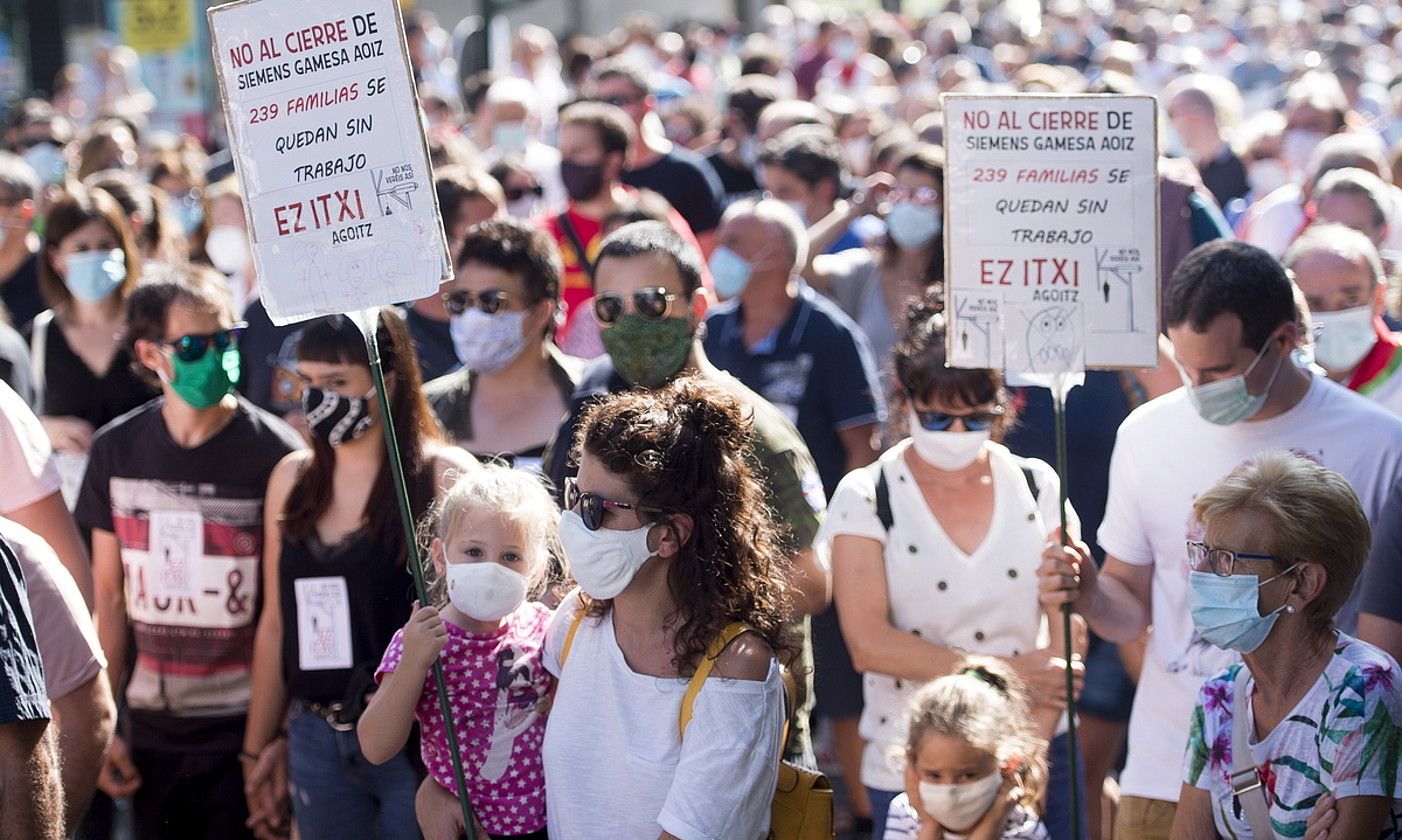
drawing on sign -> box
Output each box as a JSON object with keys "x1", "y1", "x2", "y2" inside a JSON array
[
  {"x1": 374, "y1": 163, "x2": 418, "y2": 214},
  {"x1": 955, "y1": 296, "x2": 1001, "y2": 360},
  {"x1": 1024, "y1": 305, "x2": 1079, "y2": 372},
  {"x1": 1095, "y1": 247, "x2": 1145, "y2": 333}
]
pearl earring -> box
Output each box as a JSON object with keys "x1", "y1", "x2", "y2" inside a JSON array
[{"x1": 1283, "y1": 605, "x2": 1296, "y2": 615}]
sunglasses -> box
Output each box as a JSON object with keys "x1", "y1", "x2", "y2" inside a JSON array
[
  {"x1": 505, "y1": 184, "x2": 543, "y2": 202},
  {"x1": 158, "y1": 324, "x2": 246, "y2": 362},
  {"x1": 564, "y1": 477, "x2": 664, "y2": 531},
  {"x1": 600, "y1": 93, "x2": 644, "y2": 108},
  {"x1": 443, "y1": 289, "x2": 513, "y2": 316},
  {"x1": 593, "y1": 287, "x2": 677, "y2": 325},
  {"x1": 913, "y1": 406, "x2": 1004, "y2": 432}
]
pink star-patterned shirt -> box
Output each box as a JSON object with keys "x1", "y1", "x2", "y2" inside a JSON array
[{"x1": 376, "y1": 601, "x2": 552, "y2": 836}]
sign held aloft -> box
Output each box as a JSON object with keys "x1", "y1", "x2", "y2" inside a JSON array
[
  {"x1": 209, "y1": 0, "x2": 451, "y2": 326},
  {"x1": 942, "y1": 94, "x2": 1160, "y2": 375}
]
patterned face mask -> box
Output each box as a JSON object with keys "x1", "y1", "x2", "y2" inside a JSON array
[
  {"x1": 302, "y1": 386, "x2": 376, "y2": 446},
  {"x1": 599, "y1": 315, "x2": 694, "y2": 389}
]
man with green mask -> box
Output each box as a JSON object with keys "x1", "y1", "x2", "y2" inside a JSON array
[
  {"x1": 542, "y1": 220, "x2": 830, "y2": 765},
  {"x1": 74, "y1": 264, "x2": 303, "y2": 839}
]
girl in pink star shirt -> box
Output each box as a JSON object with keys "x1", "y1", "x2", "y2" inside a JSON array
[{"x1": 359, "y1": 464, "x2": 560, "y2": 840}]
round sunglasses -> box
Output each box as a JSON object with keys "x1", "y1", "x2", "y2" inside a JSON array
[
  {"x1": 912, "y1": 406, "x2": 1004, "y2": 432},
  {"x1": 443, "y1": 289, "x2": 514, "y2": 316},
  {"x1": 564, "y1": 477, "x2": 664, "y2": 531},
  {"x1": 592, "y1": 287, "x2": 677, "y2": 325},
  {"x1": 157, "y1": 324, "x2": 246, "y2": 363}
]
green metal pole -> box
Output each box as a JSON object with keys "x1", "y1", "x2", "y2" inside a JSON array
[
  {"x1": 362, "y1": 312, "x2": 480, "y2": 840},
  {"x1": 1053, "y1": 381, "x2": 1083, "y2": 840}
]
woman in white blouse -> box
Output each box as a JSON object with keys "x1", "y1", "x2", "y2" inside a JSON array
[
  {"x1": 828, "y1": 291, "x2": 1087, "y2": 840},
  {"x1": 541, "y1": 376, "x2": 789, "y2": 839}
]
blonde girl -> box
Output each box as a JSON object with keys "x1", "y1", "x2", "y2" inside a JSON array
[
  {"x1": 885, "y1": 657, "x2": 1050, "y2": 840},
  {"x1": 359, "y1": 464, "x2": 562, "y2": 840}
]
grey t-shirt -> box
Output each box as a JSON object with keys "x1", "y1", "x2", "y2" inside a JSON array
[
  {"x1": 813, "y1": 247, "x2": 899, "y2": 380},
  {"x1": 1361, "y1": 475, "x2": 1402, "y2": 624}
]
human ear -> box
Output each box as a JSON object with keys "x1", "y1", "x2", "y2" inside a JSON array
[
  {"x1": 649, "y1": 513, "x2": 695, "y2": 559},
  {"x1": 134, "y1": 338, "x2": 169, "y2": 380},
  {"x1": 430, "y1": 537, "x2": 447, "y2": 576},
  {"x1": 1289, "y1": 562, "x2": 1328, "y2": 612}
]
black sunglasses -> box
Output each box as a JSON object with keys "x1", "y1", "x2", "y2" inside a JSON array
[
  {"x1": 505, "y1": 184, "x2": 544, "y2": 202},
  {"x1": 593, "y1": 287, "x2": 677, "y2": 325},
  {"x1": 443, "y1": 289, "x2": 513, "y2": 316},
  {"x1": 158, "y1": 324, "x2": 246, "y2": 363},
  {"x1": 564, "y1": 477, "x2": 664, "y2": 531},
  {"x1": 600, "y1": 93, "x2": 643, "y2": 108},
  {"x1": 913, "y1": 406, "x2": 1004, "y2": 432}
]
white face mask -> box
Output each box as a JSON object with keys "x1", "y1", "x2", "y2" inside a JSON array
[
  {"x1": 1281, "y1": 129, "x2": 1329, "y2": 179},
  {"x1": 558, "y1": 510, "x2": 654, "y2": 600},
  {"x1": 1311, "y1": 304, "x2": 1377, "y2": 373},
  {"x1": 449, "y1": 308, "x2": 530, "y2": 374},
  {"x1": 446, "y1": 561, "x2": 529, "y2": 622},
  {"x1": 918, "y1": 771, "x2": 1004, "y2": 833},
  {"x1": 1247, "y1": 159, "x2": 1291, "y2": 197},
  {"x1": 491, "y1": 122, "x2": 530, "y2": 154},
  {"x1": 206, "y1": 225, "x2": 252, "y2": 275},
  {"x1": 908, "y1": 411, "x2": 989, "y2": 470}
]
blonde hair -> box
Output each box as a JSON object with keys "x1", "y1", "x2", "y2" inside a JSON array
[
  {"x1": 904, "y1": 656, "x2": 1047, "y2": 809},
  {"x1": 424, "y1": 464, "x2": 565, "y2": 607},
  {"x1": 1192, "y1": 450, "x2": 1370, "y2": 634}
]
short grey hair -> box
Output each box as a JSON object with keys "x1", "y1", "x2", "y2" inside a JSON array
[
  {"x1": 722, "y1": 198, "x2": 809, "y2": 273},
  {"x1": 1313, "y1": 167, "x2": 1391, "y2": 232},
  {"x1": 1283, "y1": 222, "x2": 1384, "y2": 286},
  {"x1": 0, "y1": 152, "x2": 39, "y2": 202}
]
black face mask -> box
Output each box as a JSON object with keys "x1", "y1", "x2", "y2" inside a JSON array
[
  {"x1": 560, "y1": 159, "x2": 606, "y2": 202},
  {"x1": 302, "y1": 386, "x2": 375, "y2": 446}
]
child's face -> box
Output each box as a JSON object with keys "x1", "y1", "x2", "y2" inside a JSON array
[
  {"x1": 436, "y1": 507, "x2": 540, "y2": 582},
  {"x1": 911, "y1": 732, "x2": 999, "y2": 784}
]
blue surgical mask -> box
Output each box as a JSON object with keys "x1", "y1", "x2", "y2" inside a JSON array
[
  {"x1": 708, "y1": 245, "x2": 755, "y2": 298},
  {"x1": 1311, "y1": 305, "x2": 1377, "y2": 373},
  {"x1": 63, "y1": 249, "x2": 126, "y2": 302},
  {"x1": 885, "y1": 201, "x2": 942, "y2": 250},
  {"x1": 1187, "y1": 564, "x2": 1298, "y2": 653},
  {"x1": 491, "y1": 122, "x2": 530, "y2": 154},
  {"x1": 1181, "y1": 337, "x2": 1285, "y2": 426}
]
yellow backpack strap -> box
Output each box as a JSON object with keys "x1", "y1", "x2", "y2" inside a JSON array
[
  {"x1": 558, "y1": 606, "x2": 588, "y2": 669},
  {"x1": 678, "y1": 621, "x2": 751, "y2": 737}
]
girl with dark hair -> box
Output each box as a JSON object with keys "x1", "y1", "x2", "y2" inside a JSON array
[
  {"x1": 31, "y1": 184, "x2": 151, "y2": 503},
  {"x1": 242, "y1": 307, "x2": 476, "y2": 840},
  {"x1": 827, "y1": 288, "x2": 1086, "y2": 839},
  {"x1": 541, "y1": 374, "x2": 791, "y2": 838},
  {"x1": 804, "y1": 143, "x2": 946, "y2": 377}
]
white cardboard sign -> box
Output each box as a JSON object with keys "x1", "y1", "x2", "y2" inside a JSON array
[
  {"x1": 209, "y1": 0, "x2": 450, "y2": 326},
  {"x1": 942, "y1": 94, "x2": 1160, "y2": 373}
]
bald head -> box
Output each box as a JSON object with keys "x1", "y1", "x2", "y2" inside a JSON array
[
  {"x1": 718, "y1": 198, "x2": 808, "y2": 278},
  {"x1": 1284, "y1": 223, "x2": 1383, "y2": 315}
]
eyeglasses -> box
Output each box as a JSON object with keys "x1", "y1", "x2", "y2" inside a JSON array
[
  {"x1": 593, "y1": 287, "x2": 677, "y2": 324},
  {"x1": 158, "y1": 324, "x2": 246, "y2": 362},
  {"x1": 504, "y1": 184, "x2": 543, "y2": 202},
  {"x1": 890, "y1": 185, "x2": 941, "y2": 206},
  {"x1": 563, "y1": 477, "x2": 664, "y2": 531},
  {"x1": 912, "y1": 406, "x2": 1004, "y2": 432},
  {"x1": 443, "y1": 289, "x2": 513, "y2": 316},
  {"x1": 1185, "y1": 540, "x2": 1279, "y2": 577},
  {"x1": 600, "y1": 93, "x2": 644, "y2": 108}
]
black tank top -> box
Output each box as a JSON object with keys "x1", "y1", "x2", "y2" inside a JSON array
[{"x1": 279, "y1": 527, "x2": 415, "y2": 704}]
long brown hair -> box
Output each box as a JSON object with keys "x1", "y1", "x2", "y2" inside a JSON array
[
  {"x1": 572, "y1": 375, "x2": 793, "y2": 675},
  {"x1": 281, "y1": 308, "x2": 442, "y2": 564},
  {"x1": 39, "y1": 184, "x2": 140, "y2": 310}
]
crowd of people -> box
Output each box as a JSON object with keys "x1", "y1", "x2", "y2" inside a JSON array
[{"x1": 3, "y1": 1, "x2": 1402, "y2": 839}]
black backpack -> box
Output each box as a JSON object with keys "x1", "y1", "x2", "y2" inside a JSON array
[{"x1": 872, "y1": 459, "x2": 1040, "y2": 532}]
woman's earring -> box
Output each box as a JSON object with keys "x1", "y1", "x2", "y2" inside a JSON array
[{"x1": 1283, "y1": 604, "x2": 1296, "y2": 615}]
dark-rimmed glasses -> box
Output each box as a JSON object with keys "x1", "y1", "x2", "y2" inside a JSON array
[
  {"x1": 443, "y1": 289, "x2": 512, "y2": 316},
  {"x1": 593, "y1": 287, "x2": 677, "y2": 325},
  {"x1": 913, "y1": 406, "x2": 1004, "y2": 432},
  {"x1": 158, "y1": 324, "x2": 246, "y2": 363},
  {"x1": 1185, "y1": 541, "x2": 1279, "y2": 578},
  {"x1": 564, "y1": 477, "x2": 664, "y2": 531}
]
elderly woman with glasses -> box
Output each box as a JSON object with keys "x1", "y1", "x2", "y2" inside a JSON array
[
  {"x1": 1172, "y1": 451, "x2": 1402, "y2": 840},
  {"x1": 826, "y1": 288, "x2": 1088, "y2": 840},
  {"x1": 540, "y1": 374, "x2": 791, "y2": 839}
]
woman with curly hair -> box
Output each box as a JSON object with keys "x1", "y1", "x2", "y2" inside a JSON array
[{"x1": 541, "y1": 374, "x2": 792, "y2": 839}]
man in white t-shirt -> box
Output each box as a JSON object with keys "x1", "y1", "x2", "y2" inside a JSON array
[{"x1": 1038, "y1": 239, "x2": 1402, "y2": 840}]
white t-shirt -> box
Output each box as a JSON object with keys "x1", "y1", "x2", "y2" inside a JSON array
[
  {"x1": 0, "y1": 379, "x2": 60, "y2": 515},
  {"x1": 1099, "y1": 378, "x2": 1402, "y2": 802},
  {"x1": 541, "y1": 590, "x2": 784, "y2": 840},
  {"x1": 883, "y1": 793, "x2": 1048, "y2": 840},
  {"x1": 823, "y1": 441, "x2": 1076, "y2": 792}
]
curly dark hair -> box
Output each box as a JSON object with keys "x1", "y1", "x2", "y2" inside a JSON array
[
  {"x1": 571, "y1": 375, "x2": 793, "y2": 676},
  {"x1": 892, "y1": 287, "x2": 1015, "y2": 438}
]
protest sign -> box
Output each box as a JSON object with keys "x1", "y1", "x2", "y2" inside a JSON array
[
  {"x1": 209, "y1": 0, "x2": 450, "y2": 325},
  {"x1": 942, "y1": 94, "x2": 1159, "y2": 374}
]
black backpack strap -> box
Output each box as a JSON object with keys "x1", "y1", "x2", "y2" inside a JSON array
[
  {"x1": 558, "y1": 213, "x2": 595, "y2": 285},
  {"x1": 874, "y1": 465, "x2": 893, "y2": 533}
]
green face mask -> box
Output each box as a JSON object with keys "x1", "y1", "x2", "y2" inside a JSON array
[
  {"x1": 165, "y1": 347, "x2": 240, "y2": 409},
  {"x1": 600, "y1": 314, "x2": 694, "y2": 389}
]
